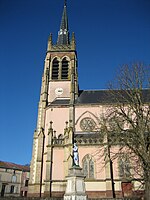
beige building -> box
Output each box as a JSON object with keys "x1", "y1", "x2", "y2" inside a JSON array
[
  {"x1": 0, "y1": 161, "x2": 30, "y2": 197},
  {"x1": 28, "y1": 2, "x2": 148, "y2": 198}
]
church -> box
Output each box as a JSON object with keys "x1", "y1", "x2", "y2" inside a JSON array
[{"x1": 28, "y1": 1, "x2": 145, "y2": 198}]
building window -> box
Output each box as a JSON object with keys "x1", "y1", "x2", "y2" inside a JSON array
[
  {"x1": 1, "y1": 184, "x2": 6, "y2": 197},
  {"x1": 20, "y1": 191, "x2": 23, "y2": 197},
  {"x1": 10, "y1": 185, "x2": 15, "y2": 194},
  {"x1": 52, "y1": 58, "x2": 59, "y2": 79},
  {"x1": 12, "y1": 175, "x2": 17, "y2": 183},
  {"x1": 25, "y1": 179, "x2": 29, "y2": 187},
  {"x1": 89, "y1": 159, "x2": 94, "y2": 178},
  {"x1": 82, "y1": 155, "x2": 94, "y2": 179},
  {"x1": 24, "y1": 191, "x2": 28, "y2": 197},
  {"x1": 61, "y1": 58, "x2": 69, "y2": 79},
  {"x1": 83, "y1": 159, "x2": 88, "y2": 177},
  {"x1": 119, "y1": 154, "x2": 131, "y2": 179},
  {"x1": 80, "y1": 117, "x2": 96, "y2": 132}
]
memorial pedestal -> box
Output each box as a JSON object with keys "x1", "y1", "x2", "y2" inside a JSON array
[{"x1": 64, "y1": 166, "x2": 87, "y2": 200}]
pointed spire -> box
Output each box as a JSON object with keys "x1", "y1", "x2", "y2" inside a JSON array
[
  {"x1": 71, "y1": 32, "x2": 76, "y2": 49},
  {"x1": 57, "y1": 0, "x2": 70, "y2": 45},
  {"x1": 47, "y1": 33, "x2": 53, "y2": 50}
]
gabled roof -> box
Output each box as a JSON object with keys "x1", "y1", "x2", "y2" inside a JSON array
[{"x1": 0, "y1": 161, "x2": 30, "y2": 172}]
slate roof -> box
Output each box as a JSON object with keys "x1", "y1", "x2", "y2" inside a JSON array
[
  {"x1": 77, "y1": 89, "x2": 150, "y2": 104},
  {"x1": 77, "y1": 90, "x2": 112, "y2": 104},
  {"x1": 50, "y1": 89, "x2": 150, "y2": 106},
  {"x1": 50, "y1": 99, "x2": 70, "y2": 105},
  {"x1": 0, "y1": 161, "x2": 30, "y2": 172}
]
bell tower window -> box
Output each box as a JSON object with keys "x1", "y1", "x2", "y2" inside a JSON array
[
  {"x1": 61, "y1": 58, "x2": 69, "y2": 79},
  {"x1": 52, "y1": 58, "x2": 59, "y2": 80}
]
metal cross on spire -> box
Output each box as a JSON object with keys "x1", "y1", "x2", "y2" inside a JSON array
[{"x1": 64, "y1": 0, "x2": 67, "y2": 6}]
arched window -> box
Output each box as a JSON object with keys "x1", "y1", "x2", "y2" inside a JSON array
[
  {"x1": 119, "y1": 154, "x2": 131, "y2": 178},
  {"x1": 58, "y1": 134, "x2": 63, "y2": 144},
  {"x1": 52, "y1": 58, "x2": 59, "y2": 79},
  {"x1": 82, "y1": 155, "x2": 94, "y2": 179},
  {"x1": 83, "y1": 159, "x2": 88, "y2": 177},
  {"x1": 61, "y1": 58, "x2": 69, "y2": 79},
  {"x1": 89, "y1": 159, "x2": 94, "y2": 178}
]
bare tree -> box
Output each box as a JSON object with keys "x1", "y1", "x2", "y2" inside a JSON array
[{"x1": 100, "y1": 63, "x2": 150, "y2": 199}]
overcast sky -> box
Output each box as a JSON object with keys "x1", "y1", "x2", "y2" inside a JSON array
[{"x1": 0, "y1": 0, "x2": 150, "y2": 165}]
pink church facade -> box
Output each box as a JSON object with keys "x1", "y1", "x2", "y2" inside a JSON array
[{"x1": 28, "y1": 2, "x2": 145, "y2": 198}]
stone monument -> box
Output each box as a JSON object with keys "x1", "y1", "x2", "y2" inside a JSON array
[{"x1": 64, "y1": 143, "x2": 87, "y2": 200}]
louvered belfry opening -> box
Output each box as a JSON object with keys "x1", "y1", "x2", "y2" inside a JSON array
[
  {"x1": 61, "y1": 58, "x2": 69, "y2": 79},
  {"x1": 52, "y1": 58, "x2": 59, "y2": 79}
]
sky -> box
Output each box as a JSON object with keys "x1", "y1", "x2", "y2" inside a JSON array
[{"x1": 0, "y1": 0, "x2": 150, "y2": 165}]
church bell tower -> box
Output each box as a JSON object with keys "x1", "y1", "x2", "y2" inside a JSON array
[{"x1": 28, "y1": 1, "x2": 78, "y2": 197}]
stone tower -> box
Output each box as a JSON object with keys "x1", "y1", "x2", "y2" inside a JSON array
[{"x1": 28, "y1": 1, "x2": 78, "y2": 197}]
